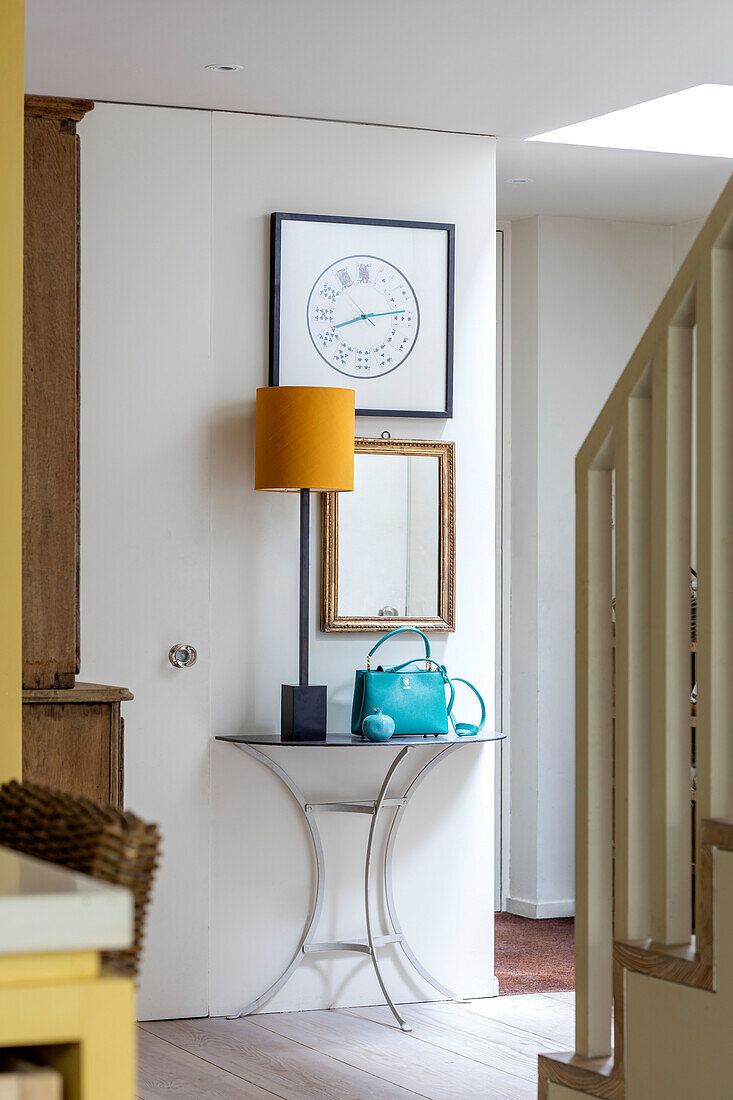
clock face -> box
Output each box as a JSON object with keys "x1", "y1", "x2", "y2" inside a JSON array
[{"x1": 306, "y1": 254, "x2": 420, "y2": 378}]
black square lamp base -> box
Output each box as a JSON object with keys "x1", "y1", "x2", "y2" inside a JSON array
[{"x1": 281, "y1": 684, "x2": 327, "y2": 741}]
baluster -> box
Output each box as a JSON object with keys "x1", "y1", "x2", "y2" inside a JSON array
[
  {"x1": 615, "y1": 394, "x2": 652, "y2": 942},
  {"x1": 576, "y1": 462, "x2": 614, "y2": 1058},
  {"x1": 696, "y1": 248, "x2": 733, "y2": 949},
  {"x1": 650, "y1": 325, "x2": 693, "y2": 945}
]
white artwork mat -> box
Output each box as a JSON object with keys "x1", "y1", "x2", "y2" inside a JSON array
[{"x1": 276, "y1": 217, "x2": 451, "y2": 415}]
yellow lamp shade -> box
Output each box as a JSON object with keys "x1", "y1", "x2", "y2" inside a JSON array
[{"x1": 255, "y1": 386, "x2": 355, "y2": 491}]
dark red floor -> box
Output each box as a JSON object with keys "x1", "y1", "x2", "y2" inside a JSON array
[{"x1": 495, "y1": 913, "x2": 575, "y2": 995}]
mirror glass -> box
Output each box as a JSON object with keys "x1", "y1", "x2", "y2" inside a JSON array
[
  {"x1": 337, "y1": 454, "x2": 439, "y2": 618},
  {"x1": 321, "y1": 437, "x2": 455, "y2": 632}
]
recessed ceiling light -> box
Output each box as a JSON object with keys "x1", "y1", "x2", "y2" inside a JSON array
[
  {"x1": 506, "y1": 177, "x2": 534, "y2": 184},
  {"x1": 205, "y1": 63, "x2": 244, "y2": 73},
  {"x1": 528, "y1": 84, "x2": 733, "y2": 158}
]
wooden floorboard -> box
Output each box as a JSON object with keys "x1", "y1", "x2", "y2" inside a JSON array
[
  {"x1": 138, "y1": 994, "x2": 575, "y2": 1100},
  {"x1": 250, "y1": 1005, "x2": 536, "y2": 1100},
  {"x1": 538, "y1": 992, "x2": 575, "y2": 1006},
  {"x1": 348, "y1": 1001, "x2": 565, "y2": 1082},
  {"x1": 143, "y1": 1015, "x2": 423, "y2": 1100},
  {"x1": 137, "y1": 1029, "x2": 281, "y2": 1099},
  {"x1": 462, "y1": 993, "x2": 575, "y2": 1047}
]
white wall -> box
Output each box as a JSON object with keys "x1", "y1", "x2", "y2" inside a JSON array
[
  {"x1": 80, "y1": 103, "x2": 498, "y2": 1019},
  {"x1": 508, "y1": 215, "x2": 676, "y2": 917},
  {"x1": 672, "y1": 218, "x2": 706, "y2": 273},
  {"x1": 506, "y1": 218, "x2": 539, "y2": 913},
  {"x1": 209, "y1": 112, "x2": 497, "y2": 1016}
]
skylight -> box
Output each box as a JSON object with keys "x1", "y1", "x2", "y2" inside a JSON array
[{"x1": 528, "y1": 84, "x2": 733, "y2": 159}]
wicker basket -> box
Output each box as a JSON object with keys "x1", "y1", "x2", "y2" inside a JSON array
[{"x1": 0, "y1": 780, "x2": 159, "y2": 978}]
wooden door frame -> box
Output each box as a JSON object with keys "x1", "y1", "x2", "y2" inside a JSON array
[{"x1": 495, "y1": 224, "x2": 511, "y2": 911}]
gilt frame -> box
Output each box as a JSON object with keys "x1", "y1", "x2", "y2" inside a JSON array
[{"x1": 321, "y1": 437, "x2": 455, "y2": 632}]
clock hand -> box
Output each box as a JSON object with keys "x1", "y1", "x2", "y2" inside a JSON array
[
  {"x1": 334, "y1": 309, "x2": 406, "y2": 329},
  {"x1": 341, "y1": 287, "x2": 376, "y2": 326}
]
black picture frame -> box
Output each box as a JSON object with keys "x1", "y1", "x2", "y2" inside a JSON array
[{"x1": 269, "y1": 212, "x2": 455, "y2": 419}]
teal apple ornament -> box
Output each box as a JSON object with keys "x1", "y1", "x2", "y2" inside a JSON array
[{"x1": 362, "y1": 708, "x2": 395, "y2": 742}]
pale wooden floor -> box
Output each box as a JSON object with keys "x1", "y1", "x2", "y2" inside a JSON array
[{"x1": 138, "y1": 992, "x2": 574, "y2": 1099}]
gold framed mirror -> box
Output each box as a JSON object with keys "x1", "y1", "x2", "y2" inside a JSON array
[{"x1": 321, "y1": 438, "x2": 455, "y2": 632}]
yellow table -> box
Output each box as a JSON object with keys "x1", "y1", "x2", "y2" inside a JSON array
[{"x1": 0, "y1": 847, "x2": 135, "y2": 1099}]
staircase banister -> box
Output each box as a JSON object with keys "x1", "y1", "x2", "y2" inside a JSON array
[
  {"x1": 577, "y1": 171, "x2": 733, "y2": 473},
  {"x1": 564, "y1": 165, "x2": 733, "y2": 1098}
]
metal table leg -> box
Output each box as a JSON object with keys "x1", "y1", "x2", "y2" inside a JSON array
[
  {"x1": 364, "y1": 746, "x2": 412, "y2": 1031},
  {"x1": 224, "y1": 739, "x2": 470, "y2": 1028},
  {"x1": 226, "y1": 742, "x2": 325, "y2": 1020},
  {"x1": 383, "y1": 744, "x2": 468, "y2": 1003}
]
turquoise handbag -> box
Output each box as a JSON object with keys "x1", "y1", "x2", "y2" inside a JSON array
[{"x1": 351, "y1": 627, "x2": 486, "y2": 738}]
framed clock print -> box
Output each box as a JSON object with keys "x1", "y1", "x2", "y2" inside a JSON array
[{"x1": 270, "y1": 212, "x2": 455, "y2": 418}]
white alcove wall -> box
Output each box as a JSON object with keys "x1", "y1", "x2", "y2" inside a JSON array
[
  {"x1": 508, "y1": 214, "x2": 687, "y2": 919},
  {"x1": 209, "y1": 112, "x2": 497, "y2": 1016}
]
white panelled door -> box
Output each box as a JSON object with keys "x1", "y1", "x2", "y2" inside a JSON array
[{"x1": 79, "y1": 103, "x2": 212, "y2": 1020}]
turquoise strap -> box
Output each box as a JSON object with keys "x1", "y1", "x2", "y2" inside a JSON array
[
  {"x1": 367, "y1": 627, "x2": 431, "y2": 667},
  {"x1": 448, "y1": 677, "x2": 486, "y2": 736}
]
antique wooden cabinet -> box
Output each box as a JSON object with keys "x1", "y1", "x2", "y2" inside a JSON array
[
  {"x1": 22, "y1": 96, "x2": 131, "y2": 808},
  {"x1": 22, "y1": 683, "x2": 132, "y2": 807}
]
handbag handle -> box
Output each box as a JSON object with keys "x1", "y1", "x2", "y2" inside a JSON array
[
  {"x1": 366, "y1": 627, "x2": 431, "y2": 670},
  {"x1": 448, "y1": 677, "x2": 486, "y2": 736}
]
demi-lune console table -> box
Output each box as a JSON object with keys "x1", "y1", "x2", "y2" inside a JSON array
[{"x1": 216, "y1": 729, "x2": 505, "y2": 1030}]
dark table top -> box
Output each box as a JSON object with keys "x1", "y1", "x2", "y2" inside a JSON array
[{"x1": 216, "y1": 730, "x2": 505, "y2": 748}]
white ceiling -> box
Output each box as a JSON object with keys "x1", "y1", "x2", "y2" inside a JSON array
[
  {"x1": 25, "y1": 0, "x2": 733, "y2": 224},
  {"x1": 496, "y1": 140, "x2": 731, "y2": 224}
]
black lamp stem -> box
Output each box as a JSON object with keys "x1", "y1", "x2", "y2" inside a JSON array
[
  {"x1": 280, "y1": 487, "x2": 326, "y2": 739},
  {"x1": 299, "y1": 488, "x2": 310, "y2": 687}
]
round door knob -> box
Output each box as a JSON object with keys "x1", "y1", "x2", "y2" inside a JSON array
[{"x1": 169, "y1": 643, "x2": 197, "y2": 669}]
